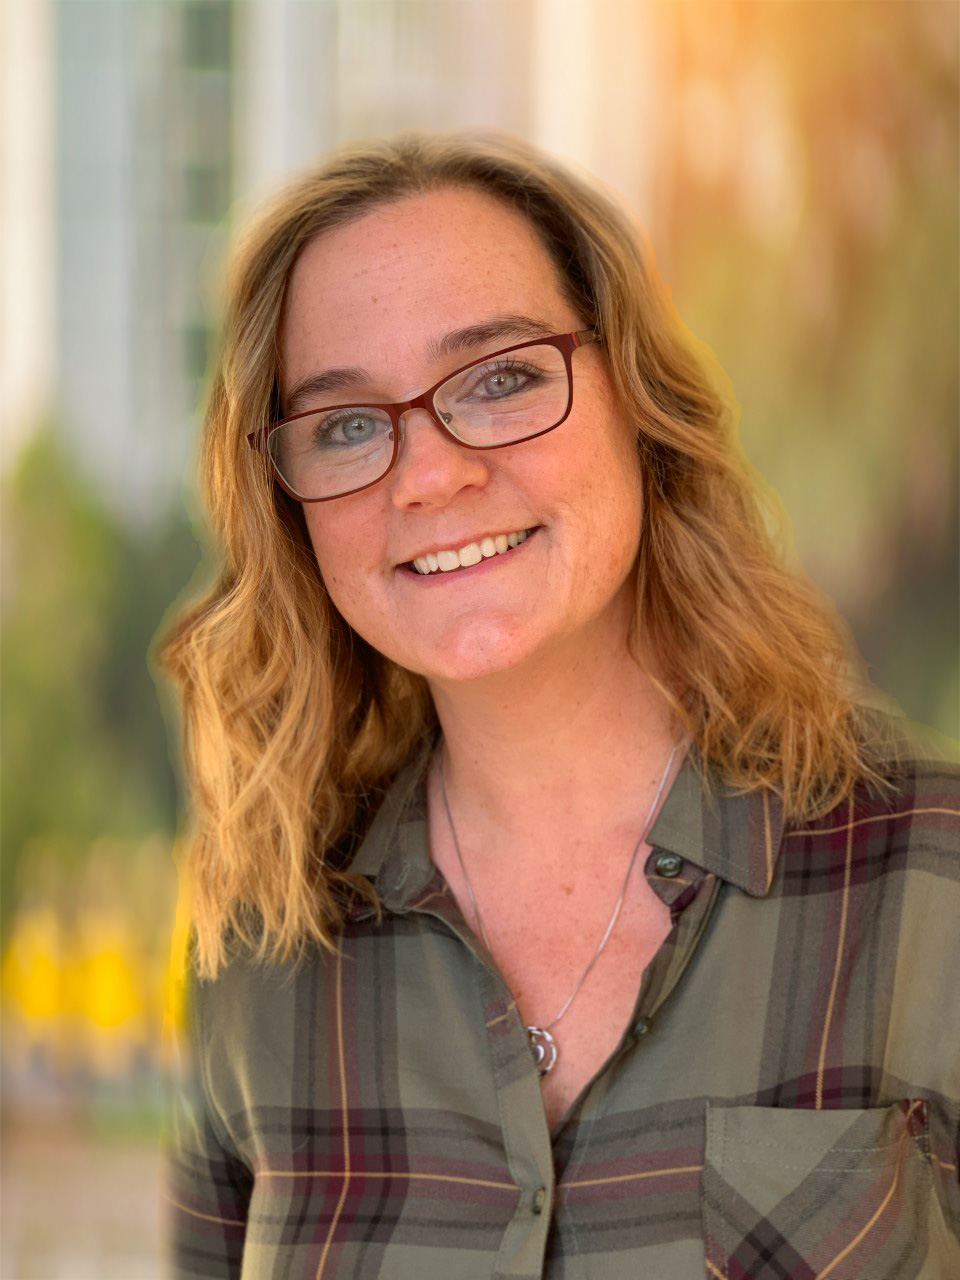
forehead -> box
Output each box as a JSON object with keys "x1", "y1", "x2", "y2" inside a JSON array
[{"x1": 280, "y1": 186, "x2": 575, "y2": 379}]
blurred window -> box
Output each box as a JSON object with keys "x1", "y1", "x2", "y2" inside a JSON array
[
  {"x1": 182, "y1": 0, "x2": 232, "y2": 71},
  {"x1": 183, "y1": 322, "x2": 212, "y2": 389},
  {"x1": 185, "y1": 163, "x2": 231, "y2": 224}
]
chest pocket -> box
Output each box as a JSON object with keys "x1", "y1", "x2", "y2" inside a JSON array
[{"x1": 700, "y1": 1098, "x2": 953, "y2": 1279}]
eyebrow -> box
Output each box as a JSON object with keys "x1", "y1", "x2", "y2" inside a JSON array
[{"x1": 281, "y1": 313, "x2": 558, "y2": 416}]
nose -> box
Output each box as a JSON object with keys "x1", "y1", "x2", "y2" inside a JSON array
[{"x1": 389, "y1": 406, "x2": 490, "y2": 508}]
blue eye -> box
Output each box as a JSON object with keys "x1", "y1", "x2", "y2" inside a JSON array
[
  {"x1": 312, "y1": 410, "x2": 384, "y2": 448},
  {"x1": 463, "y1": 360, "x2": 543, "y2": 401},
  {"x1": 482, "y1": 369, "x2": 526, "y2": 397}
]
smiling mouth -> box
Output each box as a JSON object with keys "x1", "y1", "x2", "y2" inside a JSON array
[{"x1": 399, "y1": 524, "x2": 542, "y2": 576}]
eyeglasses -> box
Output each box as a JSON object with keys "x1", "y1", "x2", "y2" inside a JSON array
[{"x1": 246, "y1": 329, "x2": 599, "y2": 502}]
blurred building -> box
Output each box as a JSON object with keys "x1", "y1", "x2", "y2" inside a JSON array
[
  {"x1": 1, "y1": 0, "x2": 955, "y2": 728},
  {"x1": 0, "y1": 3, "x2": 956, "y2": 1272},
  {"x1": 2, "y1": 0, "x2": 235, "y2": 524},
  {"x1": 2, "y1": 0, "x2": 665, "y2": 526},
  {"x1": 1, "y1": 0, "x2": 56, "y2": 465},
  {"x1": 54, "y1": 0, "x2": 234, "y2": 524},
  {"x1": 232, "y1": 0, "x2": 664, "y2": 213}
]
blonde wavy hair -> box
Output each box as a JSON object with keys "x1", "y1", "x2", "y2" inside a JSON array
[{"x1": 157, "y1": 128, "x2": 900, "y2": 980}]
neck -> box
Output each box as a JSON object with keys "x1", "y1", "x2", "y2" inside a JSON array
[{"x1": 426, "y1": 627, "x2": 682, "y2": 860}]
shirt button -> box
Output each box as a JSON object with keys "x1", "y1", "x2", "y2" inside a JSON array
[
  {"x1": 654, "y1": 852, "x2": 683, "y2": 878},
  {"x1": 532, "y1": 1186, "x2": 547, "y2": 1215},
  {"x1": 632, "y1": 1015, "x2": 653, "y2": 1039}
]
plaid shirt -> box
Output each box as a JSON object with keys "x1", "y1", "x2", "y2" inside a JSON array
[{"x1": 164, "y1": 723, "x2": 960, "y2": 1278}]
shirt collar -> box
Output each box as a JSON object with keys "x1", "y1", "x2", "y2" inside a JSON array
[
  {"x1": 346, "y1": 729, "x2": 786, "y2": 911},
  {"x1": 646, "y1": 749, "x2": 785, "y2": 897},
  {"x1": 346, "y1": 729, "x2": 438, "y2": 907}
]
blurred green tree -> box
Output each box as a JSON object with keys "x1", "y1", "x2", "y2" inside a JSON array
[
  {"x1": 666, "y1": 0, "x2": 959, "y2": 738},
  {"x1": 0, "y1": 429, "x2": 202, "y2": 928}
]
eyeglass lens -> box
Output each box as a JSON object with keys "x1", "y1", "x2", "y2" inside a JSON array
[{"x1": 268, "y1": 342, "x2": 571, "y2": 500}]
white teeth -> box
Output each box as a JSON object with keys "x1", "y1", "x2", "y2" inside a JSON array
[{"x1": 410, "y1": 528, "x2": 535, "y2": 575}]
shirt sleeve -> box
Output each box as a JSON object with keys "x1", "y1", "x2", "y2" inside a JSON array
[{"x1": 161, "y1": 960, "x2": 252, "y2": 1279}]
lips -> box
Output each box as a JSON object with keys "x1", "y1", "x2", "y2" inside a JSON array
[
  {"x1": 398, "y1": 526, "x2": 540, "y2": 572},
  {"x1": 398, "y1": 526, "x2": 541, "y2": 578}
]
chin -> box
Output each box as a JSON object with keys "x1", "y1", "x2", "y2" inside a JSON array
[{"x1": 398, "y1": 621, "x2": 542, "y2": 685}]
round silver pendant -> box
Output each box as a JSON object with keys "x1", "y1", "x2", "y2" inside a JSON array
[{"x1": 527, "y1": 1025, "x2": 557, "y2": 1076}]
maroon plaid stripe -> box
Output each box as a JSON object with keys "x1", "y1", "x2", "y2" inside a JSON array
[{"x1": 164, "y1": 725, "x2": 960, "y2": 1277}]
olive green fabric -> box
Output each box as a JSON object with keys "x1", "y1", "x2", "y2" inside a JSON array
[{"x1": 164, "y1": 723, "x2": 960, "y2": 1278}]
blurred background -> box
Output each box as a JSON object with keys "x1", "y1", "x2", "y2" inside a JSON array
[{"x1": 1, "y1": 1, "x2": 957, "y2": 1275}]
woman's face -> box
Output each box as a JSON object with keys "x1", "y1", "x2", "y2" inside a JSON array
[{"x1": 279, "y1": 185, "x2": 644, "y2": 685}]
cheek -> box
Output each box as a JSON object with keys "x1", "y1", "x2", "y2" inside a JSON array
[
  {"x1": 303, "y1": 511, "x2": 394, "y2": 644},
  {"x1": 304, "y1": 498, "x2": 379, "y2": 574},
  {"x1": 304, "y1": 518, "x2": 335, "y2": 578},
  {"x1": 303, "y1": 517, "x2": 360, "y2": 607},
  {"x1": 576, "y1": 374, "x2": 644, "y2": 522},
  {"x1": 582, "y1": 419, "x2": 644, "y2": 547},
  {"x1": 310, "y1": 550, "x2": 380, "y2": 647},
  {"x1": 608, "y1": 414, "x2": 644, "y2": 530}
]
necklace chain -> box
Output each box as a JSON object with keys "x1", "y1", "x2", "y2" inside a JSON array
[{"x1": 436, "y1": 741, "x2": 678, "y2": 1076}]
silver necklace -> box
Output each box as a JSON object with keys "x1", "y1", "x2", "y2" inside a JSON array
[{"x1": 436, "y1": 741, "x2": 678, "y2": 1077}]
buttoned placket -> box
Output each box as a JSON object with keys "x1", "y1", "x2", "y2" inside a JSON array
[
  {"x1": 339, "y1": 731, "x2": 790, "y2": 1277},
  {"x1": 362, "y1": 824, "x2": 722, "y2": 1279},
  {"x1": 382, "y1": 835, "x2": 559, "y2": 1276}
]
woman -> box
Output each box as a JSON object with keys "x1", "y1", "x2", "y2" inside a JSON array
[{"x1": 158, "y1": 129, "x2": 959, "y2": 1278}]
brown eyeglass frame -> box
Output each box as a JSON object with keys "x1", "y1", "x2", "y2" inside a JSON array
[{"x1": 246, "y1": 328, "x2": 599, "y2": 502}]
